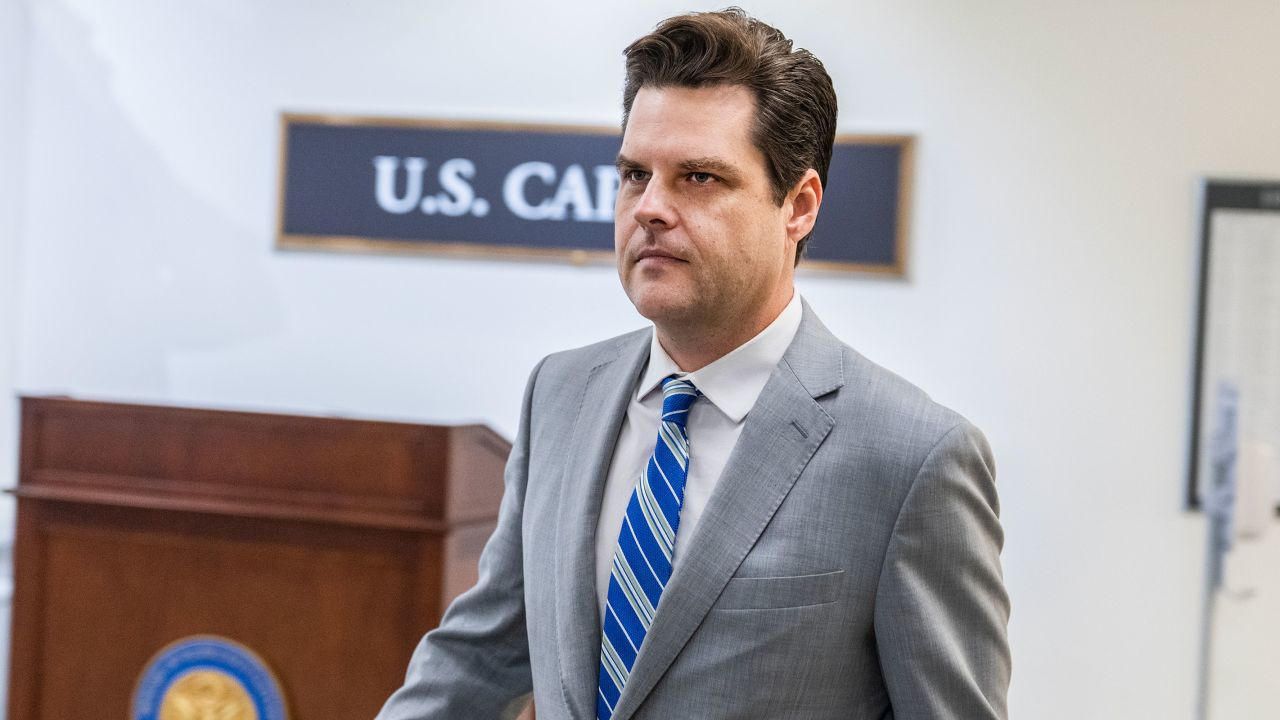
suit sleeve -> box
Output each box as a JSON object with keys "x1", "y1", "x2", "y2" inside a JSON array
[
  {"x1": 873, "y1": 420, "x2": 1012, "y2": 720},
  {"x1": 376, "y1": 359, "x2": 545, "y2": 720}
]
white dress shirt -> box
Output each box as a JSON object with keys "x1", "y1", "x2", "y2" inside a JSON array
[{"x1": 594, "y1": 292, "x2": 804, "y2": 617}]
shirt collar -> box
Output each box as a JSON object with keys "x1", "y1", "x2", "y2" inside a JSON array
[{"x1": 636, "y1": 292, "x2": 804, "y2": 423}]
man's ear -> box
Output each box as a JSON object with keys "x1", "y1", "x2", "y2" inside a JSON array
[{"x1": 784, "y1": 169, "x2": 823, "y2": 243}]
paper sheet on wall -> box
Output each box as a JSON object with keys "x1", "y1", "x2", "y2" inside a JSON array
[
  {"x1": 1199, "y1": 209, "x2": 1280, "y2": 720},
  {"x1": 1196, "y1": 209, "x2": 1280, "y2": 530}
]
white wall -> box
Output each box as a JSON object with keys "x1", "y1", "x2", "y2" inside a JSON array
[
  {"x1": 9, "y1": 0, "x2": 1280, "y2": 718},
  {"x1": 0, "y1": 0, "x2": 28, "y2": 714},
  {"x1": 1, "y1": 0, "x2": 27, "y2": 472}
]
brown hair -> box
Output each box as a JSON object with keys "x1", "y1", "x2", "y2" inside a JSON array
[{"x1": 622, "y1": 7, "x2": 837, "y2": 263}]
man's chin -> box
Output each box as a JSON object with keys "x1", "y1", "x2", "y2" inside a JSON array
[{"x1": 627, "y1": 293, "x2": 700, "y2": 328}]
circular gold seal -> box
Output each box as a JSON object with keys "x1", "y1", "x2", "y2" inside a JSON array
[
  {"x1": 133, "y1": 636, "x2": 288, "y2": 720},
  {"x1": 160, "y1": 670, "x2": 259, "y2": 720}
]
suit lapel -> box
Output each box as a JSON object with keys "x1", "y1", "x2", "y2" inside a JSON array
[
  {"x1": 609, "y1": 304, "x2": 846, "y2": 720},
  {"x1": 554, "y1": 331, "x2": 651, "y2": 720}
]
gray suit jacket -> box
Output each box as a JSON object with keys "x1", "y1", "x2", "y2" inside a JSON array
[{"x1": 379, "y1": 303, "x2": 1011, "y2": 719}]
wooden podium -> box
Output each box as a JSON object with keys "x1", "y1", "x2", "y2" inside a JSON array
[{"x1": 7, "y1": 396, "x2": 511, "y2": 719}]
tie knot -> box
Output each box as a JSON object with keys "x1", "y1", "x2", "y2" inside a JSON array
[{"x1": 660, "y1": 376, "x2": 700, "y2": 427}]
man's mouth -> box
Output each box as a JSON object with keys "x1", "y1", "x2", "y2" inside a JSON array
[{"x1": 635, "y1": 248, "x2": 685, "y2": 264}]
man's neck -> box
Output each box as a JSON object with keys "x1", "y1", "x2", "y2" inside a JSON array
[{"x1": 655, "y1": 290, "x2": 795, "y2": 372}]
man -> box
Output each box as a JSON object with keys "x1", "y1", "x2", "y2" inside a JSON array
[{"x1": 379, "y1": 9, "x2": 1010, "y2": 719}]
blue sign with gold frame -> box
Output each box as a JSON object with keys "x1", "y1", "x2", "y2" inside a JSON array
[{"x1": 277, "y1": 113, "x2": 912, "y2": 275}]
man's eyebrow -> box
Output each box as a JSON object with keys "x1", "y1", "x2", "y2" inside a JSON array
[
  {"x1": 678, "y1": 156, "x2": 742, "y2": 181},
  {"x1": 615, "y1": 154, "x2": 743, "y2": 181},
  {"x1": 615, "y1": 154, "x2": 643, "y2": 171},
  {"x1": 675, "y1": 156, "x2": 747, "y2": 181}
]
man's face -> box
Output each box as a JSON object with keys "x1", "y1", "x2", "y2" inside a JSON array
[{"x1": 615, "y1": 85, "x2": 797, "y2": 335}]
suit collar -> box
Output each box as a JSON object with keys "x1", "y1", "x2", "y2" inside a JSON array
[
  {"x1": 635, "y1": 292, "x2": 805, "y2": 422},
  {"x1": 780, "y1": 298, "x2": 847, "y2": 399}
]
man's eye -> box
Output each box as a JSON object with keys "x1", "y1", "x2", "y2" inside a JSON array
[
  {"x1": 624, "y1": 169, "x2": 649, "y2": 183},
  {"x1": 688, "y1": 172, "x2": 715, "y2": 184}
]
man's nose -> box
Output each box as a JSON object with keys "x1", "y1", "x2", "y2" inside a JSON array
[{"x1": 632, "y1": 180, "x2": 677, "y2": 228}]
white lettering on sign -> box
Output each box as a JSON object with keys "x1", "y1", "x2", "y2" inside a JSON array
[
  {"x1": 504, "y1": 161, "x2": 558, "y2": 220},
  {"x1": 373, "y1": 156, "x2": 427, "y2": 214},
  {"x1": 552, "y1": 165, "x2": 595, "y2": 221},
  {"x1": 503, "y1": 161, "x2": 617, "y2": 222},
  {"x1": 373, "y1": 155, "x2": 489, "y2": 217},
  {"x1": 373, "y1": 155, "x2": 616, "y2": 222},
  {"x1": 593, "y1": 166, "x2": 620, "y2": 222},
  {"x1": 437, "y1": 158, "x2": 487, "y2": 217}
]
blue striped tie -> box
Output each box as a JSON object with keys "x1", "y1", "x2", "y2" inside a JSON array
[{"x1": 597, "y1": 376, "x2": 700, "y2": 720}]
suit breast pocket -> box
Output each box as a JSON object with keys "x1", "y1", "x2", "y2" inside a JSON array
[{"x1": 713, "y1": 569, "x2": 845, "y2": 611}]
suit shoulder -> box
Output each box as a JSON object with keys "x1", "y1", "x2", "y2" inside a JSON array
[
  {"x1": 528, "y1": 326, "x2": 650, "y2": 389},
  {"x1": 814, "y1": 344, "x2": 996, "y2": 519},
  {"x1": 828, "y1": 343, "x2": 980, "y2": 454}
]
